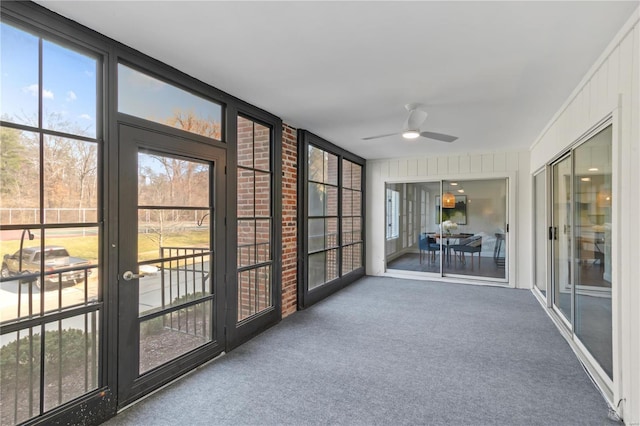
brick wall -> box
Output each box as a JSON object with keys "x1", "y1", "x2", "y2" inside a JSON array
[{"x1": 281, "y1": 124, "x2": 298, "y2": 317}]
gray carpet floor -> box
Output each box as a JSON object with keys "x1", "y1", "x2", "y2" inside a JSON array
[{"x1": 106, "y1": 276, "x2": 617, "y2": 426}]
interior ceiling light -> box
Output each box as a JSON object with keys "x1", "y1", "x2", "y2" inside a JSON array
[
  {"x1": 457, "y1": 189, "x2": 465, "y2": 193},
  {"x1": 450, "y1": 182, "x2": 458, "y2": 186},
  {"x1": 442, "y1": 191, "x2": 456, "y2": 208},
  {"x1": 588, "y1": 167, "x2": 599, "y2": 172},
  {"x1": 581, "y1": 177, "x2": 591, "y2": 182},
  {"x1": 402, "y1": 129, "x2": 420, "y2": 139}
]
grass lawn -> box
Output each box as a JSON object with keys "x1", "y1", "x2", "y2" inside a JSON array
[{"x1": 0, "y1": 229, "x2": 210, "y2": 263}]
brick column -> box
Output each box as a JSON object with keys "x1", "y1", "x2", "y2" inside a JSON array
[{"x1": 281, "y1": 124, "x2": 298, "y2": 317}]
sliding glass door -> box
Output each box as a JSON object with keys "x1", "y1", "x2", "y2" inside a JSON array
[
  {"x1": 549, "y1": 123, "x2": 613, "y2": 381},
  {"x1": 551, "y1": 155, "x2": 572, "y2": 323},
  {"x1": 441, "y1": 179, "x2": 507, "y2": 280},
  {"x1": 384, "y1": 178, "x2": 508, "y2": 283}
]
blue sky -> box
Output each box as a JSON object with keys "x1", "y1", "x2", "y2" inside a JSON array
[
  {"x1": 1, "y1": 22, "x2": 97, "y2": 138},
  {"x1": 118, "y1": 64, "x2": 221, "y2": 128},
  {"x1": 1, "y1": 22, "x2": 221, "y2": 140}
]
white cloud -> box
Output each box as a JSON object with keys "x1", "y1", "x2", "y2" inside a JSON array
[
  {"x1": 22, "y1": 84, "x2": 54, "y2": 99},
  {"x1": 23, "y1": 84, "x2": 39, "y2": 97},
  {"x1": 66, "y1": 91, "x2": 77, "y2": 101},
  {"x1": 79, "y1": 114, "x2": 92, "y2": 120}
]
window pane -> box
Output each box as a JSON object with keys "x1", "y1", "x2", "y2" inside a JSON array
[
  {"x1": 255, "y1": 171, "x2": 271, "y2": 217},
  {"x1": 326, "y1": 218, "x2": 338, "y2": 249},
  {"x1": 42, "y1": 227, "x2": 99, "y2": 309},
  {"x1": 139, "y1": 300, "x2": 211, "y2": 374},
  {"x1": 326, "y1": 152, "x2": 338, "y2": 185},
  {"x1": 308, "y1": 182, "x2": 325, "y2": 217},
  {"x1": 237, "y1": 116, "x2": 254, "y2": 168},
  {"x1": 342, "y1": 159, "x2": 352, "y2": 189},
  {"x1": 326, "y1": 186, "x2": 338, "y2": 216},
  {"x1": 238, "y1": 219, "x2": 255, "y2": 268},
  {"x1": 342, "y1": 245, "x2": 353, "y2": 275},
  {"x1": 254, "y1": 123, "x2": 271, "y2": 172},
  {"x1": 138, "y1": 252, "x2": 211, "y2": 317},
  {"x1": 353, "y1": 217, "x2": 362, "y2": 242},
  {"x1": 308, "y1": 145, "x2": 324, "y2": 182},
  {"x1": 573, "y1": 125, "x2": 612, "y2": 378},
  {"x1": 43, "y1": 40, "x2": 98, "y2": 138},
  {"x1": 308, "y1": 251, "x2": 325, "y2": 291},
  {"x1": 237, "y1": 265, "x2": 271, "y2": 321},
  {"x1": 352, "y1": 191, "x2": 362, "y2": 216},
  {"x1": 343, "y1": 189, "x2": 353, "y2": 216},
  {"x1": 308, "y1": 219, "x2": 324, "y2": 253},
  {"x1": 0, "y1": 327, "x2": 42, "y2": 425},
  {"x1": 0, "y1": 128, "x2": 40, "y2": 225},
  {"x1": 351, "y1": 163, "x2": 362, "y2": 191},
  {"x1": 534, "y1": 172, "x2": 547, "y2": 296},
  {"x1": 255, "y1": 219, "x2": 271, "y2": 263},
  {"x1": 0, "y1": 23, "x2": 39, "y2": 126},
  {"x1": 118, "y1": 64, "x2": 222, "y2": 140},
  {"x1": 326, "y1": 248, "x2": 339, "y2": 283},
  {"x1": 138, "y1": 152, "x2": 209, "y2": 208},
  {"x1": 237, "y1": 168, "x2": 255, "y2": 218},
  {"x1": 43, "y1": 312, "x2": 100, "y2": 411},
  {"x1": 137, "y1": 209, "x2": 210, "y2": 263},
  {"x1": 342, "y1": 218, "x2": 353, "y2": 245},
  {"x1": 353, "y1": 243, "x2": 362, "y2": 269},
  {"x1": 43, "y1": 136, "x2": 98, "y2": 222}
]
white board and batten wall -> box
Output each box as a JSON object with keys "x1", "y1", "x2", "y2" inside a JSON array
[
  {"x1": 366, "y1": 151, "x2": 531, "y2": 289},
  {"x1": 529, "y1": 9, "x2": 639, "y2": 424}
]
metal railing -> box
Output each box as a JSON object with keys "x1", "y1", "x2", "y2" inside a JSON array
[{"x1": 0, "y1": 263, "x2": 100, "y2": 426}]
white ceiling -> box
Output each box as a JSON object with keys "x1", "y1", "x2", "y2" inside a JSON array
[{"x1": 36, "y1": 1, "x2": 638, "y2": 160}]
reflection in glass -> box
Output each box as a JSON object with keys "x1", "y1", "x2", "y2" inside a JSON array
[
  {"x1": 573, "y1": 125, "x2": 612, "y2": 378},
  {"x1": 139, "y1": 300, "x2": 211, "y2": 374},
  {"x1": 0, "y1": 23, "x2": 39, "y2": 127},
  {"x1": 43, "y1": 40, "x2": 98, "y2": 138},
  {"x1": 118, "y1": 64, "x2": 222, "y2": 139},
  {"x1": 552, "y1": 157, "x2": 572, "y2": 322}
]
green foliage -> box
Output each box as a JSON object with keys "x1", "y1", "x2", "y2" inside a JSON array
[
  {"x1": 0, "y1": 329, "x2": 95, "y2": 385},
  {"x1": 0, "y1": 127, "x2": 28, "y2": 196}
]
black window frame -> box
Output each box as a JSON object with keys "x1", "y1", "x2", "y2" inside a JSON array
[{"x1": 297, "y1": 130, "x2": 365, "y2": 309}]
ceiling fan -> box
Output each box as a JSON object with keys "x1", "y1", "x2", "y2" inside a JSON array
[{"x1": 362, "y1": 103, "x2": 458, "y2": 143}]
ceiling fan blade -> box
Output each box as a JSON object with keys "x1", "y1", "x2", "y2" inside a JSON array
[
  {"x1": 419, "y1": 131, "x2": 458, "y2": 143},
  {"x1": 361, "y1": 132, "x2": 401, "y2": 140},
  {"x1": 406, "y1": 109, "x2": 428, "y2": 130}
]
